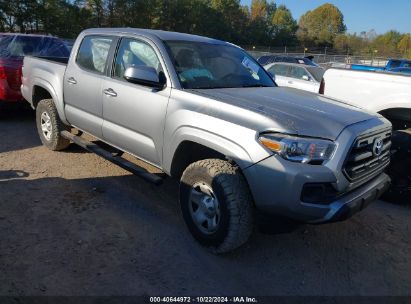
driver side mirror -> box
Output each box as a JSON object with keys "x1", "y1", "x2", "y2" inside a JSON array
[
  {"x1": 302, "y1": 75, "x2": 310, "y2": 81},
  {"x1": 124, "y1": 66, "x2": 166, "y2": 90}
]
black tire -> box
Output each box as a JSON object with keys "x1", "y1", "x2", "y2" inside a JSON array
[
  {"x1": 180, "y1": 159, "x2": 254, "y2": 253},
  {"x1": 36, "y1": 99, "x2": 70, "y2": 151},
  {"x1": 382, "y1": 130, "x2": 411, "y2": 204}
]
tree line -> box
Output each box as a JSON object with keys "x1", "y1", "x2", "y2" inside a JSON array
[{"x1": 1, "y1": 0, "x2": 410, "y2": 58}]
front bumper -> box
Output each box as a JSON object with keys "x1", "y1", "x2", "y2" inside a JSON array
[
  {"x1": 308, "y1": 173, "x2": 390, "y2": 223},
  {"x1": 243, "y1": 154, "x2": 390, "y2": 223}
]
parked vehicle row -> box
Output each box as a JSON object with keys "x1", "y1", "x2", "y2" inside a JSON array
[
  {"x1": 21, "y1": 28, "x2": 392, "y2": 253},
  {"x1": 261, "y1": 56, "x2": 411, "y2": 131},
  {"x1": 0, "y1": 33, "x2": 69, "y2": 104},
  {"x1": 350, "y1": 58, "x2": 411, "y2": 72}
]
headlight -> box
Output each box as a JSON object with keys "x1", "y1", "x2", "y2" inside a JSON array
[{"x1": 259, "y1": 133, "x2": 336, "y2": 164}]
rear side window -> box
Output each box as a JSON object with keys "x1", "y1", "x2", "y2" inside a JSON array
[
  {"x1": 76, "y1": 36, "x2": 113, "y2": 74},
  {"x1": 268, "y1": 64, "x2": 289, "y2": 77},
  {"x1": 389, "y1": 60, "x2": 401, "y2": 69}
]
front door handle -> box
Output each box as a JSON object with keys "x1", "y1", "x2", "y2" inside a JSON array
[
  {"x1": 67, "y1": 77, "x2": 77, "y2": 84},
  {"x1": 288, "y1": 81, "x2": 294, "y2": 84},
  {"x1": 103, "y1": 88, "x2": 117, "y2": 97}
]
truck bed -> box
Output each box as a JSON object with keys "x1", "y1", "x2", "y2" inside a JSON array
[{"x1": 21, "y1": 55, "x2": 68, "y2": 113}]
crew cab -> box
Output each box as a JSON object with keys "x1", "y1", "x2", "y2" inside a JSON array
[
  {"x1": 0, "y1": 33, "x2": 69, "y2": 104},
  {"x1": 22, "y1": 28, "x2": 391, "y2": 253}
]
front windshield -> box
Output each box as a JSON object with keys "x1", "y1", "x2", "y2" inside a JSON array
[
  {"x1": 164, "y1": 40, "x2": 275, "y2": 89},
  {"x1": 0, "y1": 35, "x2": 70, "y2": 58}
]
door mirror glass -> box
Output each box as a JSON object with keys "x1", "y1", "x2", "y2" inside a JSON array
[
  {"x1": 124, "y1": 66, "x2": 165, "y2": 89},
  {"x1": 302, "y1": 75, "x2": 310, "y2": 81}
]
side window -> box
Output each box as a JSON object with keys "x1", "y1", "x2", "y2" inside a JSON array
[
  {"x1": 269, "y1": 64, "x2": 288, "y2": 76},
  {"x1": 113, "y1": 38, "x2": 162, "y2": 79},
  {"x1": 76, "y1": 36, "x2": 113, "y2": 74},
  {"x1": 289, "y1": 66, "x2": 310, "y2": 80},
  {"x1": 390, "y1": 60, "x2": 401, "y2": 69}
]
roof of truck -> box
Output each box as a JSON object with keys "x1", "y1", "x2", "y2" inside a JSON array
[{"x1": 83, "y1": 28, "x2": 228, "y2": 45}]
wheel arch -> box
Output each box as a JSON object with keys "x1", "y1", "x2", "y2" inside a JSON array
[
  {"x1": 31, "y1": 79, "x2": 68, "y2": 125},
  {"x1": 378, "y1": 107, "x2": 411, "y2": 130},
  {"x1": 167, "y1": 131, "x2": 254, "y2": 179}
]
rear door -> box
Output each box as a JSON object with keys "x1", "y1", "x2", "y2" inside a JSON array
[
  {"x1": 101, "y1": 37, "x2": 171, "y2": 166},
  {"x1": 63, "y1": 35, "x2": 116, "y2": 137}
]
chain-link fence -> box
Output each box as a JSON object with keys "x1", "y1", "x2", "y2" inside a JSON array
[{"x1": 244, "y1": 46, "x2": 393, "y2": 69}]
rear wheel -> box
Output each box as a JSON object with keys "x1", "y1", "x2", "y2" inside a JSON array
[
  {"x1": 180, "y1": 159, "x2": 254, "y2": 253},
  {"x1": 36, "y1": 99, "x2": 70, "y2": 151}
]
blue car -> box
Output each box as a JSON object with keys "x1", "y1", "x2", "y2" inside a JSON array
[
  {"x1": 389, "y1": 67, "x2": 411, "y2": 74},
  {"x1": 351, "y1": 59, "x2": 411, "y2": 72}
]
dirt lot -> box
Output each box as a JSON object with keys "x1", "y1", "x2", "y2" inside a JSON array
[{"x1": 0, "y1": 107, "x2": 410, "y2": 296}]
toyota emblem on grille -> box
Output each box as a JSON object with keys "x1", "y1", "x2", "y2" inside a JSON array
[{"x1": 373, "y1": 138, "x2": 384, "y2": 156}]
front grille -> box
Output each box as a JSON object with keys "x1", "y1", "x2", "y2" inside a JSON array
[{"x1": 343, "y1": 129, "x2": 391, "y2": 182}]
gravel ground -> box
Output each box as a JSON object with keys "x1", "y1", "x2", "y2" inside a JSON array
[{"x1": 0, "y1": 107, "x2": 410, "y2": 296}]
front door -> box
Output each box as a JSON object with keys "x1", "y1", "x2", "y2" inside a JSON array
[
  {"x1": 287, "y1": 66, "x2": 317, "y2": 92},
  {"x1": 101, "y1": 37, "x2": 171, "y2": 166}
]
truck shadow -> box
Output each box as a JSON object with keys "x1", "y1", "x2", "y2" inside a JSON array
[
  {"x1": 1, "y1": 172, "x2": 409, "y2": 295},
  {"x1": 0, "y1": 169, "x2": 29, "y2": 181},
  {"x1": 0, "y1": 106, "x2": 41, "y2": 153}
]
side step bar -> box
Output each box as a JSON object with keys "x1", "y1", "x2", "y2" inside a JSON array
[{"x1": 61, "y1": 131, "x2": 163, "y2": 185}]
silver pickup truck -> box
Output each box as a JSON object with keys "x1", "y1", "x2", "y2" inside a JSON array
[{"x1": 22, "y1": 28, "x2": 392, "y2": 253}]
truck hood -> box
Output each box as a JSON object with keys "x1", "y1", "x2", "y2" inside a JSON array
[{"x1": 190, "y1": 87, "x2": 377, "y2": 140}]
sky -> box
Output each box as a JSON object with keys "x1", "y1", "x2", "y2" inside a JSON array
[{"x1": 240, "y1": 0, "x2": 411, "y2": 34}]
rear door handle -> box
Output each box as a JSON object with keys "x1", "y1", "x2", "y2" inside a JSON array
[
  {"x1": 288, "y1": 81, "x2": 293, "y2": 84},
  {"x1": 67, "y1": 77, "x2": 77, "y2": 84},
  {"x1": 103, "y1": 88, "x2": 117, "y2": 97}
]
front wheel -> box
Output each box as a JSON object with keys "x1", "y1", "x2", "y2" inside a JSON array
[
  {"x1": 36, "y1": 99, "x2": 70, "y2": 151},
  {"x1": 180, "y1": 159, "x2": 254, "y2": 253}
]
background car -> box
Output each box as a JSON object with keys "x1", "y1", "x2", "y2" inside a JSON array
[
  {"x1": 0, "y1": 33, "x2": 69, "y2": 104},
  {"x1": 257, "y1": 55, "x2": 319, "y2": 67},
  {"x1": 264, "y1": 62, "x2": 325, "y2": 93}
]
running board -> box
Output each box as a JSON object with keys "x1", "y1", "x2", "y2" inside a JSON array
[{"x1": 61, "y1": 131, "x2": 163, "y2": 185}]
